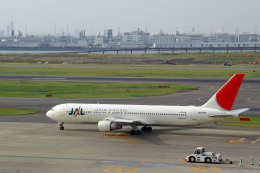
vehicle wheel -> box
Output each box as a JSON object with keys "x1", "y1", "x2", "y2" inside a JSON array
[
  {"x1": 205, "y1": 157, "x2": 211, "y2": 163},
  {"x1": 60, "y1": 126, "x2": 64, "y2": 130},
  {"x1": 189, "y1": 156, "x2": 195, "y2": 162},
  {"x1": 141, "y1": 127, "x2": 146, "y2": 131},
  {"x1": 134, "y1": 130, "x2": 141, "y2": 135},
  {"x1": 147, "y1": 126, "x2": 152, "y2": 131}
]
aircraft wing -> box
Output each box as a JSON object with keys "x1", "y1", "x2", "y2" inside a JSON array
[
  {"x1": 114, "y1": 118, "x2": 142, "y2": 125},
  {"x1": 209, "y1": 114, "x2": 234, "y2": 117},
  {"x1": 107, "y1": 117, "x2": 143, "y2": 126}
]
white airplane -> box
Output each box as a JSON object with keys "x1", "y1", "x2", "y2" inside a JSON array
[{"x1": 46, "y1": 74, "x2": 249, "y2": 135}]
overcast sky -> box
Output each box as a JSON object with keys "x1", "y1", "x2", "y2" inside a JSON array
[{"x1": 0, "y1": 0, "x2": 260, "y2": 36}]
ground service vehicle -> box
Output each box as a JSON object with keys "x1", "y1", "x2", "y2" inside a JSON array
[
  {"x1": 224, "y1": 62, "x2": 232, "y2": 66},
  {"x1": 253, "y1": 59, "x2": 260, "y2": 64},
  {"x1": 186, "y1": 147, "x2": 222, "y2": 163},
  {"x1": 164, "y1": 58, "x2": 175, "y2": 64}
]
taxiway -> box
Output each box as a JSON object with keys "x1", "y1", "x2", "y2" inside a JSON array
[{"x1": 0, "y1": 76, "x2": 259, "y2": 173}]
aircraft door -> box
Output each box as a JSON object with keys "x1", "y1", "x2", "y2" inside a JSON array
[
  {"x1": 191, "y1": 111, "x2": 196, "y2": 120},
  {"x1": 191, "y1": 111, "x2": 199, "y2": 125}
]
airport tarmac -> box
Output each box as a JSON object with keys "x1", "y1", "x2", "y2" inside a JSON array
[
  {"x1": 0, "y1": 76, "x2": 260, "y2": 172},
  {"x1": 0, "y1": 122, "x2": 260, "y2": 173}
]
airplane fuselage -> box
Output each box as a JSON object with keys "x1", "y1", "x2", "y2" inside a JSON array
[{"x1": 47, "y1": 103, "x2": 236, "y2": 126}]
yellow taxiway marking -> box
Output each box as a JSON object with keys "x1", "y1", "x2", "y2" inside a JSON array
[
  {"x1": 187, "y1": 162, "x2": 218, "y2": 173},
  {"x1": 179, "y1": 159, "x2": 219, "y2": 173},
  {"x1": 248, "y1": 97, "x2": 260, "y2": 103},
  {"x1": 229, "y1": 138, "x2": 245, "y2": 143},
  {"x1": 104, "y1": 132, "x2": 129, "y2": 138},
  {"x1": 125, "y1": 169, "x2": 138, "y2": 173},
  {"x1": 210, "y1": 167, "x2": 223, "y2": 171},
  {"x1": 120, "y1": 137, "x2": 145, "y2": 147},
  {"x1": 198, "y1": 97, "x2": 206, "y2": 102},
  {"x1": 192, "y1": 167, "x2": 204, "y2": 172},
  {"x1": 251, "y1": 138, "x2": 260, "y2": 144},
  {"x1": 124, "y1": 159, "x2": 152, "y2": 171},
  {"x1": 229, "y1": 138, "x2": 260, "y2": 144},
  {"x1": 104, "y1": 159, "x2": 152, "y2": 173},
  {"x1": 104, "y1": 168, "x2": 124, "y2": 173},
  {"x1": 104, "y1": 132, "x2": 145, "y2": 147}
]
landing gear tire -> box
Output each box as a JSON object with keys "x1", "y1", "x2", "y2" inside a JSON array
[
  {"x1": 141, "y1": 126, "x2": 152, "y2": 132},
  {"x1": 59, "y1": 123, "x2": 64, "y2": 130},
  {"x1": 134, "y1": 130, "x2": 141, "y2": 135},
  {"x1": 147, "y1": 126, "x2": 152, "y2": 131},
  {"x1": 130, "y1": 130, "x2": 141, "y2": 135},
  {"x1": 130, "y1": 130, "x2": 135, "y2": 135}
]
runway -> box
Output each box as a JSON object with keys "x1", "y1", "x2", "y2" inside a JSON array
[{"x1": 0, "y1": 75, "x2": 260, "y2": 172}]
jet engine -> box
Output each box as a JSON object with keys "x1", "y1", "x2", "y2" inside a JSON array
[{"x1": 98, "y1": 120, "x2": 122, "y2": 131}]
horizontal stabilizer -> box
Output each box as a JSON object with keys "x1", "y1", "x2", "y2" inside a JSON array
[{"x1": 231, "y1": 108, "x2": 250, "y2": 114}]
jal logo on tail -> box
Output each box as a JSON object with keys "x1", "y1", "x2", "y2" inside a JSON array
[{"x1": 68, "y1": 107, "x2": 85, "y2": 117}]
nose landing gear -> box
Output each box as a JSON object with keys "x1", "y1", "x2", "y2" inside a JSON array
[{"x1": 59, "y1": 122, "x2": 64, "y2": 130}]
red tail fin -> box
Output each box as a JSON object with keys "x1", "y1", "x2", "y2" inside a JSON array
[
  {"x1": 216, "y1": 74, "x2": 244, "y2": 110},
  {"x1": 202, "y1": 74, "x2": 244, "y2": 111}
]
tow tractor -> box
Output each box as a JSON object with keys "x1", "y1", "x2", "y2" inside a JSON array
[{"x1": 185, "y1": 147, "x2": 222, "y2": 163}]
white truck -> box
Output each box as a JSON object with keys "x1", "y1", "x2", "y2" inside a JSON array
[{"x1": 185, "y1": 147, "x2": 222, "y2": 163}]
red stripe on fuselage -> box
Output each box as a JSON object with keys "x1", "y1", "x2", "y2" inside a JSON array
[
  {"x1": 216, "y1": 74, "x2": 244, "y2": 111},
  {"x1": 75, "y1": 106, "x2": 81, "y2": 117}
]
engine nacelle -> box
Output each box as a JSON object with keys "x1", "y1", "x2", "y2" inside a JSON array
[{"x1": 98, "y1": 120, "x2": 122, "y2": 131}]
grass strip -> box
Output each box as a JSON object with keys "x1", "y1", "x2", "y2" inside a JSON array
[
  {"x1": 217, "y1": 116, "x2": 260, "y2": 128},
  {"x1": 0, "y1": 107, "x2": 37, "y2": 115},
  {"x1": 0, "y1": 66, "x2": 259, "y2": 78},
  {"x1": 0, "y1": 81, "x2": 197, "y2": 98}
]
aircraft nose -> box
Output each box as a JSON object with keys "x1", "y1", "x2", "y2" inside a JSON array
[{"x1": 46, "y1": 110, "x2": 52, "y2": 118}]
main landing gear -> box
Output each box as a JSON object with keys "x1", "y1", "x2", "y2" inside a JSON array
[
  {"x1": 129, "y1": 125, "x2": 152, "y2": 135},
  {"x1": 59, "y1": 122, "x2": 64, "y2": 130},
  {"x1": 141, "y1": 126, "x2": 152, "y2": 132},
  {"x1": 130, "y1": 125, "x2": 140, "y2": 135},
  {"x1": 130, "y1": 130, "x2": 141, "y2": 135}
]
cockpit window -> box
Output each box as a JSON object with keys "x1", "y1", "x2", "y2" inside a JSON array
[{"x1": 51, "y1": 108, "x2": 55, "y2": 111}]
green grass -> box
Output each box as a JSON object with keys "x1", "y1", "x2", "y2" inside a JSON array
[
  {"x1": 1, "y1": 52, "x2": 260, "y2": 64},
  {"x1": 217, "y1": 116, "x2": 260, "y2": 128},
  {"x1": 0, "y1": 66, "x2": 259, "y2": 78},
  {"x1": 0, "y1": 107, "x2": 37, "y2": 115},
  {"x1": 0, "y1": 62, "x2": 258, "y2": 68},
  {"x1": 0, "y1": 81, "x2": 197, "y2": 98}
]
